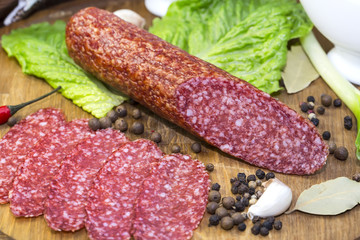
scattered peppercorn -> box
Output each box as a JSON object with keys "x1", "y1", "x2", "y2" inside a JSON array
[
  {"x1": 236, "y1": 195, "x2": 241, "y2": 201},
  {"x1": 249, "y1": 198, "x2": 257, "y2": 205},
  {"x1": 221, "y1": 216, "x2": 234, "y2": 230},
  {"x1": 243, "y1": 192, "x2": 251, "y2": 199},
  {"x1": 256, "y1": 179, "x2": 262, "y2": 186},
  {"x1": 344, "y1": 116, "x2": 353, "y2": 130},
  {"x1": 262, "y1": 220, "x2": 273, "y2": 230},
  {"x1": 321, "y1": 94, "x2": 332, "y2": 107},
  {"x1": 328, "y1": 142, "x2": 336, "y2": 154},
  {"x1": 274, "y1": 220, "x2": 282, "y2": 230},
  {"x1": 248, "y1": 187, "x2": 255, "y2": 196},
  {"x1": 352, "y1": 173, "x2": 360, "y2": 182},
  {"x1": 334, "y1": 146, "x2": 348, "y2": 161},
  {"x1": 255, "y1": 190, "x2": 263, "y2": 199},
  {"x1": 238, "y1": 222, "x2": 247, "y2": 231},
  {"x1": 310, "y1": 117, "x2": 319, "y2": 126},
  {"x1": 230, "y1": 177, "x2": 237, "y2": 184},
  {"x1": 208, "y1": 190, "x2": 221, "y2": 203},
  {"x1": 260, "y1": 227, "x2": 269, "y2": 236},
  {"x1": 231, "y1": 185, "x2": 238, "y2": 195},
  {"x1": 238, "y1": 184, "x2": 249, "y2": 194},
  {"x1": 307, "y1": 96, "x2": 315, "y2": 103},
  {"x1": 191, "y1": 142, "x2": 202, "y2": 153},
  {"x1": 211, "y1": 183, "x2": 221, "y2": 191},
  {"x1": 266, "y1": 172, "x2": 275, "y2": 180},
  {"x1": 171, "y1": 144, "x2": 181, "y2": 153},
  {"x1": 206, "y1": 163, "x2": 214, "y2": 172},
  {"x1": 114, "y1": 119, "x2": 128, "y2": 132},
  {"x1": 222, "y1": 197, "x2": 235, "y2": 210},
  {"x1": 255, "y1": 169, "x2": 265, "y2": 179},
  {"x1": 241, "y1": 197, "x2": 249, "y2": 207},
  {"x1": 232, "y1": 180, "x2": 241, "y2": 187},
  {"x1": 206, "y1": 202, "x2": 219, "y2": 214},
  {"x1": 307, "y1": 102, "x2": 315, "y2": 110},
  {"x1": 247, "y1": 174, "x2": 256, "y2": 182},
  {"x1": 115, "y1": 105, "x2": 127, "y2": 117},
  {"x1": 322, "y1": 131, "x2": 331, "y2": 140},
  {"x1": 251, "y1": 215, "x2": 261, "y2": 224},
  {"x1": 209, "y1": 214, "x2": 221, "y2": 226},
  {"x1": 316, "y1": 106, "x2": 325, "y2": 115},
  {"x1": 251, "y1": 224, "x2": 261, "y2": 235},
  {"x1": 234, "y1": 201, "x2": 245, "y2": 212},
  {"x1": 248, "y1": 181, "x2": 257, "y2": 189},
  {"x1": 333, "y1": 99, "x2": 342, "y2": 107},
  {"x1": 237, "y1": 173, "x2": 246, "y2": 182},
  {"x1": 7, "y1": 116, "x2": 19, "y2": 127},
  {"x1": 130, "y1": 122, "x2": 144, "y2": 134},
  {"x1": 132, "y1": 109, "x2": 142, "y2": 119},
  {"x1": 215, "y1": 207, "x2": 229, "y2": 219},
  {"x1": 99, "y1": 117, "x2": 112, "y2": 129},
  {"x1": 308, "y1": 113, "x2": 316, "y2": 120},
  {"x1": 232, "y1": 212, "x2": 246, "y2": 225},
  {"x1": 106, "y1": 110, "x2": 118, "y2": 123},
  {"x1": 300, "y1": 102, "x2": 308, "y2": 112},
  {"x1": 149, "y1": 131, "x2": 162, "y2": 143},
  {"x1": 88, "y1": 118, "x2": 101, "y2": 131},
  {"x1": 266, "y1": 216, "x2": 275, "y2": 224}
]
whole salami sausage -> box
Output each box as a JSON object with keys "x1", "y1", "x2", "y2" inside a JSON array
[{"x1": 66, "y1": 7, "x2": 328, "y2": 175}]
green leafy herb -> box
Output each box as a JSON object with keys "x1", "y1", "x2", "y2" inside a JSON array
[
  {"x1": 301, "y1": 32, "x2": 360, "y2": 160},
  {"x1": 287, "y1": 177, "x2": 360, "y2": 215},
  {"x1": 149, "y1": 0, "x2": 313, "y2": 94},
  {"x1": 1, "y1": 21, "x2": 127, "y2": 118}
]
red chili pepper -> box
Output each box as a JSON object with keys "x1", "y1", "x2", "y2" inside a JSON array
[{"x1": 0, "y1": 86, "x2": 61, "y2": 125}]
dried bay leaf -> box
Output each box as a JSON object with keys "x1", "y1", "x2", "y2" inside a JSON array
[
  {"x1": 281, "y1": 45, "x2": 319, "y2": 94},
  {"x1": 287, "y1": 177, "x2": 360, "y2": 215}
]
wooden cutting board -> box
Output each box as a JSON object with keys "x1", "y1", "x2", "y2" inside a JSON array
[{"x1": 0, "y1": 0, "x2": 359, "y2": 239}]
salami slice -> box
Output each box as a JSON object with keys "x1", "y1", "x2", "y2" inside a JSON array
[
  {"x1": 85, "y1": 139, "x2": 163, "y2": 240},
  {"x1": 0, "y1": 108, "x2": 65, "y2": 204},
  {"x1": 132, "y1": 154, "x2": 210, "y2": 240},
  {"x1": 44, "y1": 128, "x2": 129, "y2": 231},
  {"x1": 9, "y1": 119, "x2": 93, "y2": 217},
  {"x1": 66, "y1": 7, "x2": 328, "y2": 174}
]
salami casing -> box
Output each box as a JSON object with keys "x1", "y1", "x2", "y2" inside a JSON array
[
  {"x1": 0, "y1": 108, "x2": 65, "y2": 204},
  {"x1": 44, "y1": 128, "x2": 129, "y2": 231},
  {"x1": 9, "y1": 119, "x2": 93, "y2": 217},
  {"x1": 85, "y1": 139, "x2": 163, "y2": 240},
  {"x1": 66, "y1": 7, "x2": 328, "y2": 174}
]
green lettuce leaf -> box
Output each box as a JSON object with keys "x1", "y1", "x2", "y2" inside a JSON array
[
  {"x1": 149, "y1": 0, "x2": 313, "y2": 94},
  {"x1": 1, "y1": 20, "x2": 127, "y2": 118}
]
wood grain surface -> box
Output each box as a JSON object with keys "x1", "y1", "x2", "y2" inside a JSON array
[{"x1": 0, "y1": 0, "x2": 359, "y2": 239}]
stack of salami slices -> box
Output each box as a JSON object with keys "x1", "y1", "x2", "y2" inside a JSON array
[{"x1": 0, "y1": 108, "x2": 210, "y2": 240}]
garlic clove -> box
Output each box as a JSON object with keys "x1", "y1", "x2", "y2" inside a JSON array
[
  {"x1": 113, "y1": 9, "x2": 146, "y2": 28},
  {"x1": 247, "y1": 178, "x2": 292, "y2": 220}
]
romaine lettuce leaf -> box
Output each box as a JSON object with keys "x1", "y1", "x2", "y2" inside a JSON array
[
  {"x1": 1, "y1": 20, "x2": 127, "y2": 118},
  {"x1": 149, "y1": 0, "x2": 313, "y2": 94}
]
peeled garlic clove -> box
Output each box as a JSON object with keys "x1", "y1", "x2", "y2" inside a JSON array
[
  {"x1": 113, "y1": 9, "x2": 146, "y2": 28},
  {"x1": 247, "y1": 178, "x2": 292, "y2": 220}
]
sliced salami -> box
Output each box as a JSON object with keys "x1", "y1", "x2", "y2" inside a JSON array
[
  {"x1": 0, "y1": 108, "x2": 65, "y2": 204},
  {"x1": 9, "y1": 119, "x2": 93, "y2": 217},
  {"x1": 44, "y1": 128, "x2": 129, "y2": 231},
  {"x1": 132, "y1": 154, "x2": 210, "y2": 240},
  {"x1": 85, "y1": 139, "x2": 163, "y2": 240}
]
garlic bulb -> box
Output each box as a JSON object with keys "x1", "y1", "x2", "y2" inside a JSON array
[
  {"x1": 247, "y1": 178, "x2": 292, "y2": 220},
  {"x1": 113, "y1": 9, "x2": 146, "y2": 28}
]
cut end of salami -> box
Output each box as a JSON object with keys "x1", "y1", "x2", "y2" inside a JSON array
[{"x1": 176, "y1": 77, "x2": 328, "y2": 175}]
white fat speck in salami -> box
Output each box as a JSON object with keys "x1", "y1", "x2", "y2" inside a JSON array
[
  {"x1": 9, "y1": 119, "x2": 93, "y2": 217},
  {"x1": 85, "y1": 139, "x2": 163, "y2": 240},
  {"x1": 132, "y1": 154, "x2": 210, "y2": 240},
  {"x1": 44, "y1": 128, "x2": 129, "y2": 231},
  {"x1": 0, "y1": 108, "x2": 65, "y2": 204}
]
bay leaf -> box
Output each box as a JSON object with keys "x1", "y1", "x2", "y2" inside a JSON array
[
  {"x1": 281, "y1": 45, "x2": 319, "y2": 94},
  {"x1": 287, "y1": 177, "x2": 360, "y2": 215}
]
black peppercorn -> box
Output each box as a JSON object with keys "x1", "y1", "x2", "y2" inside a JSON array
[
  {"x1": 352, "y1": 173, "x2": 360, "y2": 182},
  {"x1": 115, "y1": 105, "x2": 127, "y2": 117},
  {"x1": 171, "y1": 144, "x2": 181, "y2": 153},
  {"x1": 130, "y1": 122, "x2": 144, "y2": 134},
  {"x1": 237, "y1": 173, "x2": 246, "y2": 182},
  {"x1": 262, "y1": 220, "x2": 273, "y2": 230},
  {"x1": 316, "y1": 106, "x2": 325, "y2": 115},
  {"x1": 234, "y1": 201, "x2": 245, "y2": 212},
  {"x1": 311, "y1": 117, "x2": 319, "y2": 126},
  {"x1": 114, "y1": 119, "x2": 128, "y2": 132},
  {"x1": 241, "y1": 197, "x2": 249, "y2": 207},
  {"x1": 328, "y1": 142, "x2": 336, "y2": 154},
  {"x1": 334, "y1": 146, "x2": 348, "y2": 161},
  {"x1": 265, "y1": 172, "x2": 275, "y2": 180},
  {"x1": 333, "y1": 99, "x2": 342, "y2": 107},
  {"x1": 247, "y1": 174, "x2": 256, "y2": 182},
  {"x1": 211, "y1": 183, "x2": 221, "y2": 191},
  {"x1": 222, "y1": 197, "x2": 235, "y2": 210},
  {"x1": 300, "y1": 102, "x2": 308, "y2": 112},
  {"x1": 191, "y1": 142, "x2": 202, "y2": 153},
  {"x1": 322, "y1": 131, "x2": 331, "y2": 140},
  {"x1": 205, "y1": 163, "x2": 214, "y2": 172},
  {"x1": 232, "y1": 180, "x2": 241, "y2": 188},
  {"x1": 255, "y1": 169, "x2": 265, "y2": 179},
  {"x1": 252, "y1": 215, "x2": 261, "y2": 224},
  {"x1": 206, "y1": 202, "x2": 219, "y2": 214},
  {"x1": 251, "y1": 224, "x2": 261, "y2": 235},
  {"x1": 274, "y1": 220, "x2": 282, "y2": 230},
  {"x1": 208, "y1": 190, "x2": 221, "y2": 203},
  {"x1": 230, "y1": 177, "x2": 237, "y2": 184},
  {"x1": 231, "y1": 185, "x2": 238, "y2": 195},
  {"x1": 209, "y1": 214, "x2": 221, "y2": 226},
  {"x1": 99, "y1": 117, "x2": 112, "y2": 129},
  {"x1": 307, "y1": 102, "x2": 315, "y2": 110},
  {"x1": 321, "y1": 94, "x2": 332, "y2": 107},
  {"x1": 132, "y1": 109, "x2": 142, "y2": 119},
  {"x1": 248, "y1": 187, "x2": 255, "y2": 196},
  {"x1": 260, "y1": 227, "x2": 269, "y2": 236},
  {"x1": 221, "y1": 216, "x2": 234, "y2": 230},
  {"x1": 344, "y1": 116, "x2": 353, "y2": 130},
  {"x1": 215, "y1": 207, "x2": 229, "y2": 219},
  {"x1": 106, "y1": 110, "x2": 119, "y2": 123},
  {"x1": 266, "y1": 216, "x2": 275, "y2": 224},
  {"x1": 88, "y1": 118, "x2": 101, "y2": 131},
  {"x1": 150, "y1": 132, "x2": 162, "y2": 143},
  {"x1": 307, "y1": 96, "x2": 315, "y2": 103},
  {"x1": 236, "y1": 195, "x2": 242, "y2": 201},
  {"x1": 238, "y1": 184, "x2": 249, "y2": 194},
  {"x1": 238, "y1": 222, "x2": 246, "y2": 231}
]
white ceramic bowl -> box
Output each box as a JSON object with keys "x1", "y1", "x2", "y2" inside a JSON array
[{"x1": 301, "y1": 0, "x2": 360, "y2": 85}]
